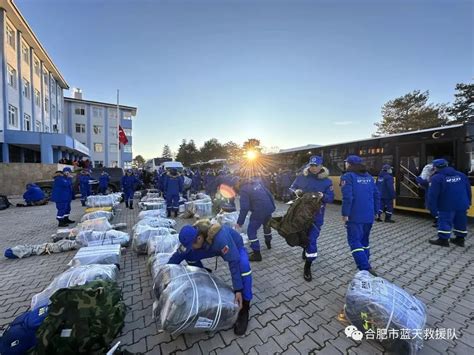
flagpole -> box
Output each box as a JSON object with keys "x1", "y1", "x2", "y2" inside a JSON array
[{"x1": 117, "y1": 89, "x2": 120, "y2": 169}]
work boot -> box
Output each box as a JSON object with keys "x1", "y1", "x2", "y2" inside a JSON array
[
  {"x1": 302, "y1": 249, "x2": 306, "y2": 260},
  {"x1": 368, "y1": 268, "x2": 378, "y2": 277},
  {"x1": 384, "y1": 219, "x2": 395, "y2": 223},
  {"x1": 249, "y1": 251, "x2": 262, "y2": 262},
  {"x1": 174, "y1": 210, "x2": 179, "y2": 218},
  {"x1": 167, "y1": 209, "x2": 171, "y2": 218},
  {"x1": 129, "y1": 202, "x2": 134, "y2": 209},
  {"x1": 376, "y1": 217, "x2": 382, "y2": 222},
  {"x1": 450, "y1": 237, "x2": 465, "y2": 247},
  {"x1": 234, "y1": 301, "x2": 250, "y2": 335},
  {"x1": 265, "y1": 240, "x2": 271, "y2": 249},
  {"x1": 81, "y1": 201, "x2": 86, "y2": 207},
  {"x1": 303, "y1": 261, "x2": 312, "y2": 282},
  {"x1": 58, "y1": 219, "x2": 68, "y2": 227},
  {"x1": 125, "y1": 201, "x2": 129, "y2": 208},
  {"x1": 64, "y1": 217, "x2": 75, "y2": 224},
  {"x1": 428, "y1": 238, "x2": 450, "y2": 247}
]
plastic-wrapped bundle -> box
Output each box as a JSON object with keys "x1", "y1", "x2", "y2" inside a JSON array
[
  {"x1": 134, "y1": 217, "x2": 176, "y2": 229},
  {"x1": 68, "y1": 244, "x2": 121, "y2": 267},
  {"x1": 153, "y1": 265, "x2": 239, "y2": 335},
  {"x1": 139, "y1": 201, "x2": 167, "y2": 211},
  {"x1": 196, "y1": 193, "x2": 211, "y2": 201},
  {"x1": 193, "y1": 200, "x2": 212, "y2": 218},
  {"x1": 31, "y1": 264, "x2": 118, "y2": 309},
  {"x1": 77, "y1": 217, "x2": 112, "y2": 232},
  {"x1": 148, "y1": 253, "x2": 173, "y2": 279},
  {"x1": 147, "y1": 233, "x2": 179, "y2": 256},
  {"x1": 75, "y1": 230, "x2": 130, "y2": 247},
  {"x1": 344, "y1": 271, "x2": 427, "y2": 354},
  {"x1": 80, "y1": 211, "x2": 114, "y2": 223},
  {"x1": 138, "y1": 209, "x2": 168, "y2": 220},
  {"x1": 132, "y1": 225, "x2": 177, "y2": 254},
  {"x1": 140, "y1": 193, "x2": 162, "y2": 202},
  {"x1": 4, "y1": 240, "x2": 79, "y2": 259},
  {"x1": 213, "y1": 212, "x2": 250, "y2": 231},
  {"x1": 86, "y1": 193, "x2": 122, "y2": 208},
  {"x1": 183, "y1": 176, "x2": 192, "y2": 189}
]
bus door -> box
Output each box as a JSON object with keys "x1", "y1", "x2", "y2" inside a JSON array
[{"x1": 396, "y1": 144, "x2": 425, "y2": 209}]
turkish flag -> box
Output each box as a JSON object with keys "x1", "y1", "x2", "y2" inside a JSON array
[{"x1": 118, "y1": 125, "x2": 128, "y2": 146}]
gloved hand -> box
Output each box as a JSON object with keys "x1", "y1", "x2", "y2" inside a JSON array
[{"x1": 295, "y1": 189, "x2": 303, "y2": 197}]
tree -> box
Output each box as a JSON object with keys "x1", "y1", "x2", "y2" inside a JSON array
[
  {"x1": 176, "y1": 139, "x2": 199, "y2": 165},
  {"x1": 224, "y1": 141, "x2": 243, "y2": 163},
  {"x1": 243, "y1": 138, "x2": 262, "y2": 152},
  {"x1": 162, "y1": 145, "x2": 172, "y2": 159},
  {"x1": 199, "y1": 138, "x2": 226, "y2": 162},
  {"x1": 133, "y1": 155, "x2": 146, "y2": 168},
  {"x1": 447, "y1": 83, "x2": 474, "y2": 124},
  {"x1": 374, "y1": 90, "x2": 449, "y2": 135}
]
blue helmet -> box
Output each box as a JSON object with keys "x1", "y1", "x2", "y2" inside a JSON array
[
  {"x1": 308, "y1": 155, "x2": 323, "y2": 166},
  {"x1": 432, "y1": 159, "x2": 448, "y2": 168},
  {"x1": 345, "y1": 155, "x2": 363, "y2": 165}
]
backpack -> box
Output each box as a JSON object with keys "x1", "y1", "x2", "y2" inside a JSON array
[
  {"x1": 270, "y1": 192, "x2": 322, "y2": 247},
  {"x1": 0, "y1": 306, "x2": 48, "y2": 354},
  {"x1": 0, "y1": 195, "x2": 11, "y2": 210},
  {"x1": 33, "y1": 280, "x2": 125, "y2": 355}
]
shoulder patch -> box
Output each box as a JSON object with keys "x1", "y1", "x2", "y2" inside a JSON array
[
  {"x1": 340, "y1": 180, "x2": 346, "y2": 187},
  {"x1": 329, "y1": 185, "x2": 334, "y2": 191},
  {"x1": 221, "y1": 245, "x2": 229, "y2": 255}
]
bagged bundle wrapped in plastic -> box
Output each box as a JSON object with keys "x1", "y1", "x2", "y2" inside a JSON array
[
  {"x1": 138, "y1": 209, "x2": 168, "y2": 220},
  {"x1": 80, "y1": 210, "x2": 114, "y2": 223},
  {"x1": 139, "y1": 201, "x2": 167, "y2": 211},
  {"x1": 31, "y1": 264, "x2": 118, "y2": 309},
  {"x1": 132, "y1": 225, "x2": 177, "y2": 254},
  {"x1": 134, "y1": 217, "x2": 176, "y2": 229},
  {"x1": 153, "y1": 265, "x2": 239, "y2": 335},
  {"x1": 77, "y1": 217, "x2": 112, "y2": 232},
  {"x1": 344, "y1": 271, "x2": 427, "y2": 354},
  {"x1": 183, "y1": 176, "x2": 192, "y2": 189},
  {"x1": 140, "y1": 193, "x2": 162, "y2": 202},
  {"x1": 75, "y1": 230, "x2": 130, "y2": 247},
  {"x1": 148, "y1": 253, "x2": 173, "y2": 279},
  {"x1": 4, "y1": 239, "x2": 79, "y2": 259},
  {"x1": 85, "y1": 193, "x2": 122, "y2": 208},
  {"x1": 147, "y1": 233, "x2": 179, "y2": 256},
  {"x1": 68, "y1": 244, "x2": 122, "y2": 267},
  {"x1": 213, "y1": 212, "x2": 250, "y2": 231},
  {"x1": 184, "y1": 199, "x2": 212, "y2": 217}
]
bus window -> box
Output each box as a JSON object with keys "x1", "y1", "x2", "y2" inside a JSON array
[{"x1": 399, "y1": 155, "x2": 421, "y2": 199}]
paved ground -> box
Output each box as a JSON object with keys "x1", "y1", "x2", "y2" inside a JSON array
[{"x1": 0, "y1": 197, "x2": 473, "y2": 355}]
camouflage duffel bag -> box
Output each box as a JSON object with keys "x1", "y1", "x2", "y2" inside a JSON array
[{"x1": 31, "y1": 280, "x2": 125, "y2": 355}]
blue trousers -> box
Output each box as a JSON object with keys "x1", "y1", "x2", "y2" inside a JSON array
[
  {"x1": 378, "y1": 198, "x2": 394, "y2": 220},
  {"x1": 80, "y1": 186, "x2": 91, "y2": 203},
  {"x1": 56, "y1": 202, "x2": 71, "y2": 220},
  {"x1": 437, "y1": 210, "x2": 468, "y2": 239},
  {"x1": 305, "y1": 221, "x2": 323, "y2": 262},
  {"x1": 166, "y1": 194, "x2": 180, "y2": 211},
  {"x1": 346, "y1": 222, "x2": 372, "y2": 271},
  {"x1": 247, "y1": 214, "x2": 272, "y2": 252},
  {"x1": 124, "y1": 189, "x2": 134, "y2": 204},
  {"x1": 98, "y1": 185, "x2": 107, "y2": 195}
]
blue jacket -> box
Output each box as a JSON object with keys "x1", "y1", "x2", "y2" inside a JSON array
[
  {"x1": 237, "y1": 178, "x2": 276, "y2": 225},
  {"x1": 121, "y1": 175, "x2": 139, "y2": 192},
  {"x1": 290, "y1": 167, "x2": 334, "y2": 219},
  {"x1": 376, "y1": 171, "x2": 395, "y2": 200},
  {"x1": 341, "y1": 171, "x2": 380, "y2": 223},
  {"x1": 99, "y1": 174, "x2": 110, "y2": 189},
  {"x1": 79, "y1": 174, "x2": 92, "y2": 193},
  {"x1": 23, "y1": 184, "x2": 45, "y2": 203},
  {"x1": 192, "y1": 172, "x2": 201, "y2": 191},
  {"x1": 428, "y1": 167, "x2": 471, "y2": 212},
  {"x1": 164, "y1": 174, "x2": 183, "y2": 195},
  {"x1": 51, "y1": 175, "x2": 72, "y2": 203},
  {"x1": 279, "y1": 171, "x2": 293, "y2": 188},
  {"x1": 168, "y1": 225, "x2": 246, "y2": 291}
]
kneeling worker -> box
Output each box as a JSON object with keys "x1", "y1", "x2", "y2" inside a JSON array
[
  {"x1": 17, "y1": 183, "x2": 48, "y2": 207},
  {"x1": 168, "y1": 221, "x2": 252, "y2": 335}
]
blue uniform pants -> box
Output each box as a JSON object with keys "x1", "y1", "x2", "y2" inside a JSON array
[
  {"x1": 98, "y1": 185, "x2": 107, "y2": 195},
  {"x1": 124, "y1": 189, "x2": 134, "y2": 204},
  {"x1": 80, "y1": 186, "x2": 91, "y2": 203},
  {"x1": 346, "y1": 222, "x2": 372, "y2": 271},
  {"x1": 437, "y1": 210, "x2": 468, "y2": 240},
  {"x1": 247, "y1": 214, "x2": 272, "y2": 252},
  {"x1": 166, "y1": 194, "x2": 180, "y2": 212},
  {"x1": 56, "y1": 202, "x2": 70, "y2": 220},
  {"x1": 306, "y1": 221, "x2": 323, "y2": 262},
  {"x1": 378, "y1": 198, "x2": 394, "y2": 221}
]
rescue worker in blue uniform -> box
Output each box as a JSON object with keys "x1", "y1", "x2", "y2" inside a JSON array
[
  {"x1": 191, "y1": 169, "x2": 201, "y2": 193},
  {"x1": 341, "y1": 155, "x2": 380, "y2": 276},
  {"x1": 376, "y1": 164, "x2": 396, "y2": 223},
  {"x1": 121, "y1": 169, "x2": 139, "y2": 209},
  {"x1": 51, "y1": 170, "x2": 75, "y2": 227},
  {"x1": 62, "y1": 167, "x2": 75, "y2": 212},
  {"x1": 279, "y1": 169, "x2": 293, "y2": 202},
  {"x1": 290, "y1": 155, "x2": 334, "y2": 281},
  {"x1": 164, "y1": 168, "x2": 183, "y2": 217},
  {"x1": 416, "y1": 163, "x2": 438, "y2": 227},
  {"x1": 168, "y1": 221, "x2": 252, "y2": 335},
  {"x1": 235, "y1": 176, "x2": 276, "y2": 261},
  {"x1": 79, "y1": 169, "x2": 93, "y2": 206},
  {"x1": 428, "y1": 159, "x2": 471, "y2": 247},
  {"x1": 17, "y1": 183, "x2": 47, "y2": 207},
  {"x1": 98, "y1": 171, "x2": 110, "y2": 195}
]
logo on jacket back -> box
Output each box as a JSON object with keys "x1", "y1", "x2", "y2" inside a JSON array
[
  {"x1": 446, "y1": 176, "x2": 461, "y2": 183},
  {"x1": 357, "y1": 178, "x2": 373, "y2": 184}
]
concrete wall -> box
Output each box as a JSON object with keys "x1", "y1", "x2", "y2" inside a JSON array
[{"x1": 0, "y1": 162, "x2": 69, "y2": 196}]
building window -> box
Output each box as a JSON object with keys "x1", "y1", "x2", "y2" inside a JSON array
[
  {"x1": 22, "y1": 78, "x2": 30, "y2": 99},
  {"x1": 93, "y1": 125, "x2": 103, "y2": 134},
  {"x1": 24, "y1": 114, "x2": 31, "y2": 131},
  {"x1": 108, "y1": 110, "x2": 117, "y2": 119},
  {"x1": 35, "y1": 120, "x2": 42, "y2": 132},
  {"x1": 92, "y1": 107, "x2": 103, "y2": 119},
  {"x1": 51, "y1": 80, "x2": 56, "y2": 95},
  {"x1": 34, "y1": 59, "x2": 40, "y2": 75},
  {"x1": 94, "y1": 143, "x2": 103, "y2": 153},
  {"x1": 109, "y1": 126, "x2": 117, "y2": 139},
  {"x1": 51, "y1": 106, "x2": 56, "y2": 120},
  {"x1": 7, "y1": 65, "x2": 16, "y2": 88},
  {"x1": 43, "y1": 70, "x2": 48, "y2": 86},
  {"x1": 8, "y1": 105, "x2": 18, "y2": 127},
  {"x1": 124, "y1": 144, "x2": 132, "y2": 153},
  {"x1": 110, "y1": 143, "x2": 118, "y2": 152},
  {"x1": 124, "y1": 161, "x2": 132, "y2": 169},
  {"x1": 34, "y1": 89, "x2": 40, "y2": 106},
  {"x1": 44, "y1": 97, "x2": 49, "y2": 112},
  {"x1": 74, "y1": 105, "x2": 85, "y2": 115},
  {"x1": 22, "y1": 44, "x2": 29, "y2": 64},
  {"x1": 6, "y1": 26, "x2": 15, "y2": 49},
  {"x1": 75, "y1": 123, "x2": 86, "y2": 133},
  {"x1": 123, "y1": 112, "x2": 132, "y2": 120},
  {"x1": 124, "y1": 128, "x2": 132, "y2": 137},
  {"x1": 44, "y1": 125, "x2": 50, "y2": 133},
  {"x1": 94, "y1": 161, "x2": 104, "y2": 168}
]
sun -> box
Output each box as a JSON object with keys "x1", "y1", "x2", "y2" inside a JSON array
[{"x1": 246, "y1": 150, "x2": 258, "y2": 161}]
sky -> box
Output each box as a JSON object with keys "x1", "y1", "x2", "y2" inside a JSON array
[{"x1": 16, "y1": 0, "x2": 473, "y2": 159}]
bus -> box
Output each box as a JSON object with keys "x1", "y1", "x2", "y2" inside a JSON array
[{"x1": 269, "y1": 122, "x2": 474, "y2": 217}]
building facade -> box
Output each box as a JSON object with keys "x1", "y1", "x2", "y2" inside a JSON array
[
  {"x1": 0, "y1": 0, "x2": 89, "y2": 163},
  {"x1": 64, "y1": 92, "x2": 136, "y2": 169}
]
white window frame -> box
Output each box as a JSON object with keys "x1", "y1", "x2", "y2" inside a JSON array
[
  {"x1": 92, "y1": 107, "x2": 103, "y2": 119},
  {"x1": 35, "y1": 120, "x2": 42, "y2": 132},
  {"x1": 124, "y1": 128, "x2": 132, "y2": 137},
  {"x1": 7, "y1": 65, "x2": 16, "y2": 88},
  {"x1": 43, "y1": 70, "x2": 48, "y2": 86},
  {"x1": 109, "y1": 126, "x2": 117, "y2": 139},
  {"x1": 22, "y1": 78, "x2": 30, "y2": 99},
  {"x1": 124, "y1": 144, "x2": 132, "y2": 153},
  {"x1": 108, "y1": 110, "x2": 118, "y2": 119},
  {"x1": 24, "y1": 113, "x2": 31, "y2": 131},
  {"x1": 6, "y1": 25, "x2": 15, "y2": 49},
  {"x1": 75, "y1": 123, "x2": 86, "y2": 134},
  {"x1": 123, "y1": 112, "x2": 132, "y2": 120},
  {"x1": 93, "y1": 125, "x2": 103, "y2": 135},
  {"x1": 22, "y1": 44, "x2": 29, "y2": 64},
  {"x1": 94, "y1": 143, "x2": 103, "y2": 153},
  {"x1": 34, "y1": 89, "x2": 40, "y2": 106},
  {"x1": 34, "y1": 59, "x2": 40, "y2": 75},
  {"x1": 44, "y1": 125, "x2": 50, "y2": 133},
  {"x1": 8, "y1": 105, "x2": 18, "y2": 127},
  {"x1": 110, "y1": 143, "x2": 118, "y2": 152},
  {"x1": 74, "y1": 105, "x2": 85, "y2": 115},
  {"x1": 44, "y1": 97, "x2": 49, "y2": 112}
]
